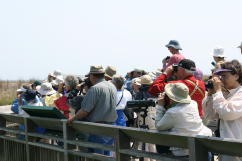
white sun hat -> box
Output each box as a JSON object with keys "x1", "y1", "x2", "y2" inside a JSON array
[
  {"x1": 50, "y1": 70, "x2": 63, "y2": 78},
  {"x1": 16, "y1": 87, "x2": 27, "y2": 92},
  {"x1": 164, "y1": 83, "x2": 191, "y2": 104},
  {"x1": 131, "y1": 78, "x2": 141, "y2": 86},
  {"x1": 36, "y1": 82, "x2": 56, "y2": 96},
  {"x1": 50, "y1": 75, "x2": 64, "y2": 86},
  {"x1": 213, "y1": 46, "x2": 225, "y2": 57}
]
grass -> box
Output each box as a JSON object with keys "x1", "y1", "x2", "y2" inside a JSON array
[
  {"x1": 0, "y1": 80, "x2": 30, "y2": 106},
  {"x1": 0, "y1": 97, "x2": 13, "y2": 106}
]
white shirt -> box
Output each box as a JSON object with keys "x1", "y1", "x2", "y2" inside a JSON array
[
  {"x1": 203, "y1": 86, "x2": 242, "y2": 161},
  {"x1": 116, "y1": 89, "x2": 132, "y2": 110},
  {"x1": 19, "y1": 98, "x2": 43, "y2": 116},
  {"x1": 156, "y1": 100, "x2": 212, "y2": 156}
]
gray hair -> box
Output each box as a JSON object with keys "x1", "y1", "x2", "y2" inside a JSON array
[
  {"x1": 112, "y1": 75, "x2": 125, "y2": 89},
  {"x1": 64, "y1": 75, "x2": 79, "y2": 90}
]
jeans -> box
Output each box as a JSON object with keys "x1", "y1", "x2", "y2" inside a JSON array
[{"x1": 88, "y1": 135, "x2": 114, "y2": 156}]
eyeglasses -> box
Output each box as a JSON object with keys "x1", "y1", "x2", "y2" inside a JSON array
[{"x1": 218, "y1": 73, "x2": 231, "y2": 79}]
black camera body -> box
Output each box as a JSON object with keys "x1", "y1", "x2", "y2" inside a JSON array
[
  {"x1": 205, "y1": 80, "x2": 214, "y2": 89},
  {"x1": 126, "y1": 100, "x2": 156, "y2": 108},
  {"x1": 126, "y1": 100, "x2": 156, "y2": 112},
  {"x1": 172, "y1": 64, "x2": 179, "y2": 72}
]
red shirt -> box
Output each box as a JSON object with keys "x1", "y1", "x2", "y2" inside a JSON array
[
  {"x1": 54, "y1": 96, "x2": 70, "y2": 118},
  {"x1": 148, "y1": 74, "x2": 205, "y2": 118}
]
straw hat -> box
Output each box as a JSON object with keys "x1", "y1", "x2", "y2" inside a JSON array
[
  {"x1": 140, "y1": 75, "x2": 153, "y2": 85},
  {"x1": 105, "y1": 66, "x2": 117, "y2": 79},
  {"x1": 89, "y1": 66, "x2": 105, "y2": 74},
  {"x1": 164, "y1": 83, "x2": 191, "y2": 103},
  {"x1": 36, "y1": 82, "x2": 56, "y2": 96}
]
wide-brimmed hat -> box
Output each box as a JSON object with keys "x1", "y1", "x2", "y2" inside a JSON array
[
  {"x1": 237, "y1": 42, "x2": 242, "y2": 48},
  {"x1": 36, "y1": 82, "x2": 56, "y2": 96},
  {"x1": 164, "y1": 83, "x2": 191, "y2": 103},
  {"x1": 149, "y1": 70, "x2": 162, "y2": 79},
  {"x1": 89, "y1": 66, "x2": 105, "y2": 75},
  {"x1": 165, "y1": 40, "x2": 182, "y2": 50},
  {"x1": 50, "y1": 70, "x2": 63, "y2": 78},
  {"x1": 17, "y1": 87, "x2": 27, "y2": 93},
  {"x1": 213, "y1": 46, "x2": 225, "y2": 57},
  {"x1": 105, "y1": 66, "x2": 117, "y2": 79},
  {"x1": 132, "y1": 68, "x2": 143, "y2": 73},
  {"x1": 50, "y1": 75, "x2": 64, "y2": 86},
  {"x1": 140, "y1": 75, "x2": 153, "y2": 85},
  {"x1": 131, "y1": 78, "x2": 141, "y2": 86}
]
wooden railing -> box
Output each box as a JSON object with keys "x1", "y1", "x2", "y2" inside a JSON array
[{"x1": 0, "y1": 113, "x2": 242, "y2": 161}]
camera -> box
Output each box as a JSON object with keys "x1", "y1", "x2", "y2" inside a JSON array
[
  {"x1": 126, "y1": 100, "x2": 156, "y2": 108},
  {"x1": 126, "y1": 100, "x2": 156, "y2": 112},
  {"x1": 205, "y1": 80, "x2": 213, "y2": 89},
  {"x1": 172, "y1": 64, "x2": 178, "y2": 72}
]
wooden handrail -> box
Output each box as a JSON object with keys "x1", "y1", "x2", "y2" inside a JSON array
[{"x1": 0, "y1": 113, "x2": 242, "y2": 161}]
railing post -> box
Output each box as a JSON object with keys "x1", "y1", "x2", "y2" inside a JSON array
[
  {"x1": 0, "y1": 116, "x2": 6, "y2": 161},
  {"x1": 0, "y1": 116, "x2": 6, "y2": 135},
  {"x1": 24, "y1": 117, "x2": 36, "y2": 161},
  {"x1": 116, "y1": 129, "x2": 130, "y2": 161},
  {"x1": 188, "y1": 137, "x2": 208, "y2": 161},
  {"x1": 63, "y1": 120, "x2": 76, "y2": 161}
]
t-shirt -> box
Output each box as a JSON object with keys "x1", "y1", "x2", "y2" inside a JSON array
[
  {"x1": 81, "y1": 79, "x2": 117, "y2": 123},
  {"x1": 116, "y1": 89, "x2": 132, "y2": 110}
]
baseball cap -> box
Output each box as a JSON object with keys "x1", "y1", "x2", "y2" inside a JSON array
[{"x1": 178, "y1": 59, "x2": 196, "y2": 71}]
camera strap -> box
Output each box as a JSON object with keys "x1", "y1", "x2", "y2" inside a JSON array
[
  {"x1": 185, "y1": 80, "x2": 205, "y2": 97},
  {"x1": 116, "y1": 90, "x2": 124, "y2": 107}
]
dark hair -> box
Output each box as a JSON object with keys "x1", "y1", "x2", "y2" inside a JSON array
[
  {"x1": 221, "y1": 60, "x2": 242, "y2": 83},
  {"x1": 23, "y1": 90, "x2": 37, "y2": 102},
  {"x1": 91, "y1": 73, "x2": 105, "y2": 79}
]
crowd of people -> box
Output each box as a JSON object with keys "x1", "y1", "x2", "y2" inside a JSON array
[{"x1": 10, "y1": 40, "x2": 242, "y2": 161}]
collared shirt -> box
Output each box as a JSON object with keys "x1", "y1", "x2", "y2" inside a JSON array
[
  {"x1": 148, "y1": 74, "x2": 205, "y2": 117},
  {"x1": 155, "y1": 101, "x2": 212, "y2": 156},
  {"x1": 203, "y1": 85, "x2": 242, "y2": 161},
  {"x1": 81, "y1": 79, "x2": 117, "y2": 123}
]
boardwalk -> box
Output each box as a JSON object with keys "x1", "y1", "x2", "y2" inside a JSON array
[{"x1": 0, "y1": 105, "x2": 12, "y2": 114}]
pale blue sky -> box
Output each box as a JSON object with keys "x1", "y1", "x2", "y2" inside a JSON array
[{"x1": 0, "y1": 0, "x2": 241, "y2": 80}]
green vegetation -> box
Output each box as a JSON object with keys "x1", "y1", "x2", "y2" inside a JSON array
[
  {"x1": 0, "y1": 96, "x2": 13, "y2": 106},
  {"x1": 0, "y1": 80, "x2": 28, "y2": 106}
]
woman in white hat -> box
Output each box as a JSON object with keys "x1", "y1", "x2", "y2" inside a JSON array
[
  {"x1": 155, "y1": 83, "x2": 212, "y2": 157},
  {"x1": 212, "y1": 46, "x2": 226, "y2": 73}
]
